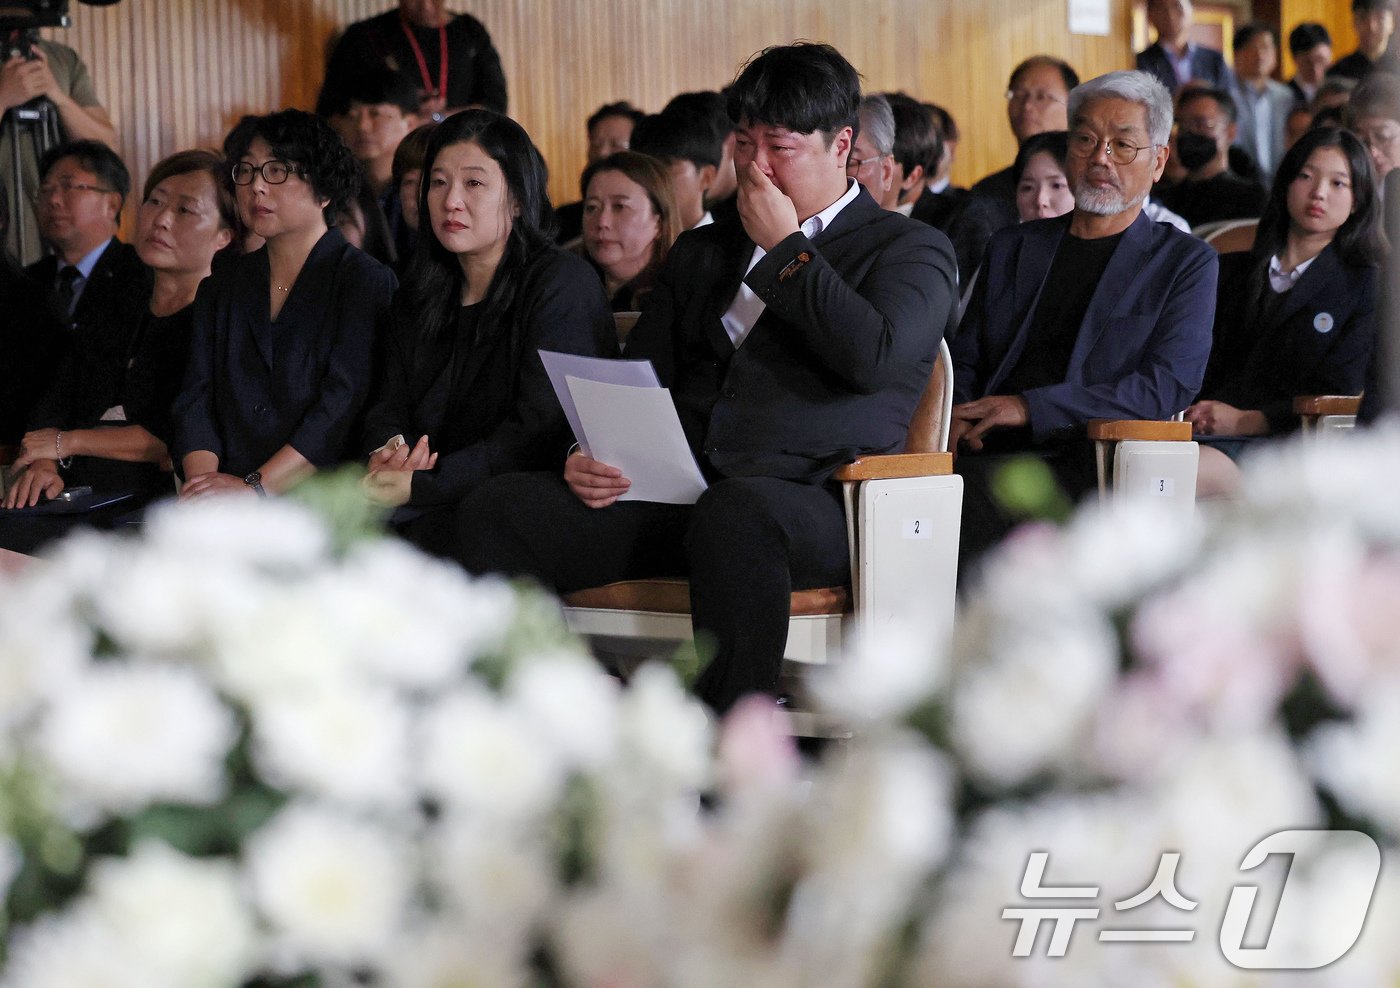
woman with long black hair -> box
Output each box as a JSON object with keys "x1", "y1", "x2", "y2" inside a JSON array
[
  {"x1": 1188, "y1": 125, "x2": 1385, "y2": 496},
  {"x1": 361, "y1": 109, "x2": 615, "y2": 555}
]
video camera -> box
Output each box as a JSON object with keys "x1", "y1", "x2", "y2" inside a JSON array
[{"x1": 1, "y1": 1, "x2": 121, "y2": 58}]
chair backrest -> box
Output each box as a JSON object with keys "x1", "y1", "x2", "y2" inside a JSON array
[
  {"x1": 1202, "y1": 219, "x2": 1258, "y2": 254},
  {"x1": 903, "y1": 338, "x2": 954, "y2": 454}
]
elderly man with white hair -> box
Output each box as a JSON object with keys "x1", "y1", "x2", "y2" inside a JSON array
[
  {"x1": 948, "y1": 70, "x2": 1218, "y2": 575},
  {"x1": 846, "y1": 94, "x2": 898, "y2": 207}
]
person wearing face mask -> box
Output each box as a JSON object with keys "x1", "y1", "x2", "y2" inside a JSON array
[
  {"x1": 1328, "y1": 0, "x2": 1400, "y2": 82},
  {"x1": 1159, "y1": 87, "x2": 1267, "y2": 228}
]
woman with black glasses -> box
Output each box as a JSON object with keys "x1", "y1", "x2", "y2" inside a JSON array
[{"x1": 173, "y1": 109, "x2": 396, "y2": 499}]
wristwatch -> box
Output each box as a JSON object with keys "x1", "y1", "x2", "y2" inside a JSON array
[{"x1": 243, "y1": 471, "x2": 267, "y2": 497}]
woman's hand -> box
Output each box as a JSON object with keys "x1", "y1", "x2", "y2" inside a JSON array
[
  {"x1": 564, "y1": 450, "x2": 630, "y2": 509},
  {"x1": 362, "y1": 470, "x2": 414, "y2": 508},
  {"x1": 1184, "y1": 401, "x2": 1269, "y2": 437},
  {"x1": 180, "y1": 472, "x2": 255, "y2": 500},
  {"x1": 14, "y1": 428, "x2": 64, "y2": 470},
  {"x1": 368, "y1": 435, "x2": 437, "y2": 474},
  {"x1": 2, "y1": 460, "x2": 64, "y2": 509}
]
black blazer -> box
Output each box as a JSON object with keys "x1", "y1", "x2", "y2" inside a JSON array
[
  {"x1": 1201, "y1": 248, "x2": 1378, "y2": 434},
  {"x1": 21, "y1": 239, "x2": 151, "y2": 425},
  {"x1": 362, "y1": 245, "x2": 616, "y2": 506},
  {"x1": 624, "y1": 186, "x2": 958, "y2": 484},
  {"x1": 173, "y1": 229, "x2": 396, "y2": 478}
]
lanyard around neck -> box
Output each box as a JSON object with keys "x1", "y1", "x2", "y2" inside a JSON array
[{"x1": 399, "y1": 15, "x2": 448, "y2": 100}]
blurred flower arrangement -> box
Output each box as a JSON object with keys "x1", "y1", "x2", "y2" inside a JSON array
[{"x1": 2, "y1": 421, "x2": 1399, "y2": 987}]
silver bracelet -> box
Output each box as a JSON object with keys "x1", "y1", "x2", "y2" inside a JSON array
[{"x1": 55, "y1": 431, "x2": 73, "y2": 469}]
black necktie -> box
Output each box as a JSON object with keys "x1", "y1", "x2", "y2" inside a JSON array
[{"x1": 56, "y1": 265, "x2": 82, "y2": 319}]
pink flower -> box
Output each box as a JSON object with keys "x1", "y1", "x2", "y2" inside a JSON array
[{"x1": 716, "y1": 695, "x2": 799, "y2": 792}]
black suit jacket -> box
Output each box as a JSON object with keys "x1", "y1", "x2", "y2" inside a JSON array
[
  {"x1": 624, "y1": 186, "x2": 957, "y2": 483},
  {"x1": 21, "y1": 239, "x2": 151, "y2": 429},
  {"x1": 1203, "y1": 248, "x2": 1378, "y2": 434},
  {"x1": 173, "y1": 229, "x2": 396, "y2": 478},
  {"x1": 362, "y1": 246, "x2": 616, "y2": 506}
]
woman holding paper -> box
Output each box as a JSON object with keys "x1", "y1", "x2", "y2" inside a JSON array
[{"x1": 362, "y1": 109, "x2": 615, "y2": 555}]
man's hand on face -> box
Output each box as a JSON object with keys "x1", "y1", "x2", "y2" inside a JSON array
[{"x1": 736, "y1": 160, "x2": 801, "y2": 252}]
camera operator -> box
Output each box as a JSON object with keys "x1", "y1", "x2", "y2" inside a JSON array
[{"x1": 1, "y1": 33, "x2": 118, "y2": 264}]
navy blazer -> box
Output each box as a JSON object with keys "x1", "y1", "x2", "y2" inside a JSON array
[
  {"x1": 953, "y1": 211, "x2": 1218, "y2": 441},
  {"x1": 624, "y1": 186, "x2": 958, "y2": 483},
  {"x1": 1137, "y1": 42, "x2": 1234, "y2": 94},
  {"x1": 362, "y1": 246, "x2": 616, "y2": 506},
  {"x1": 1202, "y1": 248, "x2": 1378, "y2": 433},
  {"x1": 173, "y1": 229, "x2": 396, "y2": 478}
]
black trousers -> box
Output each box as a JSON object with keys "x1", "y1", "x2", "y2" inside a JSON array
[
  {"x1": 454, "y1": 472, "x2": 850, "y2": 714},
  {"x1": 954, "y1": 440, "x2": 1099, "y2": 585}
]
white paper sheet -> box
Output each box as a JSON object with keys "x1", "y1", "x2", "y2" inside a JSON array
[
  {"x1": 564, "y1": 376, "x2": 708, "y2": 505},
  {"x1": 539, "y1": 350, "x2": 659, "y2": 455}
]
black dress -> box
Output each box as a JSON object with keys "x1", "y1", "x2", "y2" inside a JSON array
[{"x1": 361, "y1": 245, "x2": 616, "y2": 555}]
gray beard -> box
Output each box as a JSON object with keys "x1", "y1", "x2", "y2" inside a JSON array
[{"x1": 1074, "y1": 184, "x2": 1148, "y2": 217}]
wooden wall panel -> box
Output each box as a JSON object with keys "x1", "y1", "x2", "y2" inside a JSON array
[
  {"x1": 1280, "y1": 0, "x2": 1357, "y2": 80},
  {"x1": 41, "y1": 0, "x2": 1132, "y2": 211}
]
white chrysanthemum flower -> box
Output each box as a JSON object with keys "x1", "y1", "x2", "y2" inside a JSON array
[
  {"x1": 1242, "y1": 421, "x2": 1400, "y2": 542},
  {"x1": 813, "y1": 617, "x2": 948, "y2": 723},
  {"x1": 0, "y1": 576, "x2": 91, "y2": 731},
  {"x1": 92, "y1": 551, "x2": 268, "y2": 657},
  {"x1": 143, "y1": 497, "x2": 329, "y2": 573},
  {"x1": 208, "y1": 585, "x2": 360, "y2": 704},
  {"x1": 426, "y1": 818, "x2": 554, "y2": 939},
  {"x1": 338, "y1": 542, "x2": 518, "y2": 689},
  {"x1": 615, "y1": 663, "x2": 713, "y2": 793},
  {"x1": 1306, "y1": 682, "x2": 1400, "y2": 839},
  {"x1": 418, "y1": 687, "x2": 567, "y2": 821},
  {"x1": 244, "y1": 802, "x2": 411, "y2": 968},
  {"x1": 507, "y1": 652, "x2": 619, "y2": 770},
  {"x1": 1058, "y1": 499, "x2": 1205, "y2": 609},
  {"x1": 912, "y1": 790, "x2": 1159, "y2": 988},
  {"x1": 0, "y1": 911, "x2": 156, "y2": 988},
  {"x1": 35, "y1": 662, "x2": 235, "y2": 814},
  {"x1": 250, "y1": 684, "x2": 412, "y2": 809},
  {"x1": 779, "y1": 736, "x2": 955, "y2": 987},
  {"x1": 381, "y1": 923, "x2": 533, "y2": 988},
  {"x1": 949, "y1": 606, "x2": 1118, "y2": 788},
  {"x1": 84, "y1": 840, "x2": 257, "y2": 988}
]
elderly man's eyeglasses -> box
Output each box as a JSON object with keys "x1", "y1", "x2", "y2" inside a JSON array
[
  {"x1": 1357, "y1": 125, "x2": 1400, "y2": 152},
  {"x1": 231, "y1": 160, "x2": 306, "y2": 186},
  {"x1": 1006, "y1": 88, "x2": 1067, "y2": 106},
  {"x1": 1067, "y1": 131, "x2": 1157, "y2": 165},
  {"x1": 36, "y1": 181, "x2": 115, "y2": 199},
  {"x1": 845, "y1": 154, "x2": 884, "y2": 174}
]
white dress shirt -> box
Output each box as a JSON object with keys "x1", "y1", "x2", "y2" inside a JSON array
[{"x1": 1268, "y1": 253, "x2": 1317, "y2": 294}]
